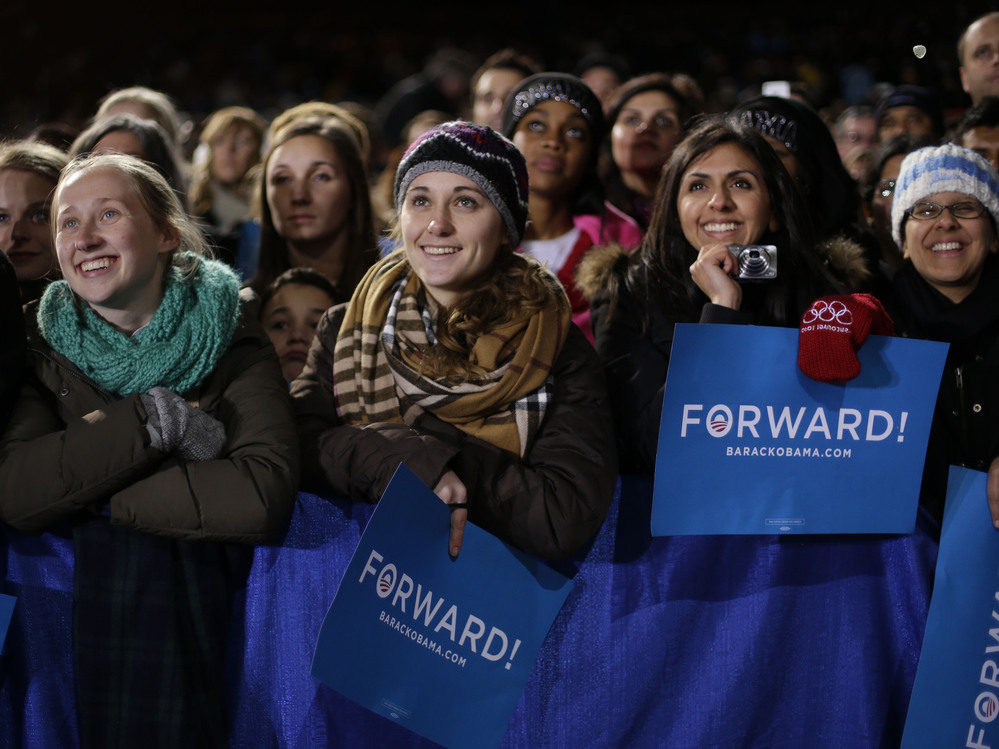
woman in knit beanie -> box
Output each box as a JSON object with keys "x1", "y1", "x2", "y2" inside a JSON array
[
  {"x1": 888, "y1": 143, "x2": 999, "y2": 528},
  {"x1": 292, "y1": 120, "x2": 617, "y2": 560},
  {"x1": 0, "y1": 152, "x2": 298, "y2": 746},
  {"x1": 500, "y1": 72, "x2": 643, "y2": 339}
]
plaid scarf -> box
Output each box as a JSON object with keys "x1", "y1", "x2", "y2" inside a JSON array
[
  {"x1": 333, "y1": 253, "x2": 569, "y2": 456},
  {"x1": 74, "y1": 520, "x2": 247, "y2": 747}
]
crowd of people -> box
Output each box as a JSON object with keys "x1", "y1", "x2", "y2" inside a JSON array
[{"x1": 3, "y1": 9, "x2": 999, "y2": 745}]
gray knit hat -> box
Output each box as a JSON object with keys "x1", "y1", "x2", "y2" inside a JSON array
[
  {"x1": 394, "y1": 121, "x2": 530, "y2": 246},
  {"x1": 892, "y1": 143, "x2": 999, "y2": 246}
]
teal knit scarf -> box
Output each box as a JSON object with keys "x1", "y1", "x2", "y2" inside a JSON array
[{"x1": 38, "y1": 254, "x2": 240, "y2": 397}]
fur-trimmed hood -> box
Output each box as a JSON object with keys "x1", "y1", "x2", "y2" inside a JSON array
[
  {"x1": 576, "y1": 243, "x2": 630, "y2": 303},
  {"x1": 817, "y1": 234, "x2": 872, "y2": 293},
  {"x1": 576, "y1": 234, "x2": 873, "y2": 303}
]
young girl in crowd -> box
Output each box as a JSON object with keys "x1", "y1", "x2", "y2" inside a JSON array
[
  {"x1": 260, "y1": 266, "x2": 338, "y2": 382},
  {"x1": 0, "y1": 153, "x2": 298, "y2": 746},
  {"x1": 0, "y1": 140, "x2": 68, "y2": 302},
  {"x1": 501, "y1": 73, "x2": 643, "y2": 338},
  {"x1": 582, "y1": 118, "x2": 837, "y2": 471},
  {"x1": 248, "y1": 114, "x2": 380, "y2": 301},
  {"x1": 292, "y1": 121, "x2": 617, "y2": 559}
]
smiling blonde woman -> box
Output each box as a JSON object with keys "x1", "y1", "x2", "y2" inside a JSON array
[{"x1": 0, "y1": 152, "x2": 298, "y2": 745}]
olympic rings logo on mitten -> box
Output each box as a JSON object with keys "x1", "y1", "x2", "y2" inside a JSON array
[
  {"x1": 797, "y1": 294, "x2": 894, "y2": 383},
  {"x1": 802, "y1": 299, "x2": 854, "y2": 327}
]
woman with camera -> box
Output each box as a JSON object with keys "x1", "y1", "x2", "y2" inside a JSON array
[
  {"x1": 581, "y1": 118, "x2": 850, "y2": 472},
  {"x1": 577, "y1": 117, "x2": 930, "y2": 747}
]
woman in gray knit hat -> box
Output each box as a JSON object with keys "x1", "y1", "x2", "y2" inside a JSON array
[{"x1": 293, "y1": 121, "x2": 617, "y2": 560}]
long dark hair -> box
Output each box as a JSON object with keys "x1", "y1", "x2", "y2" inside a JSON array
[
  {"x1": 599, "y1": 73, "x2": 693, "y2": 225},
  {"x1": 250, "y1": 115, "x2": 379, "y2": 299},
  {"x1": 616, "y1": 117, "x2": 828, "y2": 327}
]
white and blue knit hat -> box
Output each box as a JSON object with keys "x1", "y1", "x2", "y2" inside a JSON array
[
  {"x1": 892, "y1": 143, "x2": 999, "y2": 246},
  {"x1": 394, "y1": 121, "x2": 530, "y2": 247}
]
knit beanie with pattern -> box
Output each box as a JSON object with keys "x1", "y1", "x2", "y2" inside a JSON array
[
  {"x1": 394, "y1": 121, "x2": 530, "y2": 247},
  {"x1": 892, "y1": 143, "x2": 999, "y2": 246}
]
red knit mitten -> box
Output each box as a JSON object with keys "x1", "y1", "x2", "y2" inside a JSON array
[{"x1": 797, "y1": 294, "x2": 894, "y2": 383}]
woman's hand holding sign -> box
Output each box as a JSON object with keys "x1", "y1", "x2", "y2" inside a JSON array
[{"x1": 434, "y1": 470, "x2": 468, "y2": 559}]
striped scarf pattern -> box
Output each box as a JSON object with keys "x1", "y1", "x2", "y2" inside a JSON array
[{"x1": 333, "y1": 253, "x2": 568, "y2": 456}]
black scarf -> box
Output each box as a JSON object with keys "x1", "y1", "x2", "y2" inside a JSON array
[{"x1": 891, "y1": 255, "x2": 999, "y2": 355}]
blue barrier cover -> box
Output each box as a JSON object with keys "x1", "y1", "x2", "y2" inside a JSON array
[
  {"x1": 310, "y1": 464, "x2": 573, "y2": 749},
  {"x1": 654, "y1": 324, "x2": 948, "y2": 535},
  {"x1": 0, "y1": 594, "x2": 13, "y2": 651},
  {"x1": 1, "y1": 478, "x2": 940, "y2": 747}
]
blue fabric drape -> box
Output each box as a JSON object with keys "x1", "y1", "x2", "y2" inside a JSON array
[
  {"x1": 0, "y1": 525, "x2": 79, "y2": 748},
  {"x1": 1, "y1": 476, "x2": 937, "y2": 748}
]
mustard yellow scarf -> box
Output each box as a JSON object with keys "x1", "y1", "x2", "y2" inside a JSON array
[{"x1": 332, "y1": 253, "x2": 569, "y2": 456}]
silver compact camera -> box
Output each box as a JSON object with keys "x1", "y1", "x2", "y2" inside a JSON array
[{"x1": 728, "y1": 244, "x2": 777, "y2": 281}]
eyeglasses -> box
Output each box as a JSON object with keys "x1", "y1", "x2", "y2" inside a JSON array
[
  {"x1": 877, "y1": 179, "x2": 895, "y2": 199},
  {"x1": 905, "y1": 201, "x2": 987, "y2": 220}
]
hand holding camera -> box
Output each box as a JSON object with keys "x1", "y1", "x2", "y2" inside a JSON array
[
  {"x1": 727, "y1": 244, "x2": 778, "y2": 281},
  {"x1": 689, "y1": 243, "x2": 744, "y2": 309}
]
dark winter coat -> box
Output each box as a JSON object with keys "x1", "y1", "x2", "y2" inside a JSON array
[
  {"x1": 292, "y1": 303, "x2": 617, "y2": 560},
  {"x1": 0, "y1": 289, "x2": 298, "y2": 539}
]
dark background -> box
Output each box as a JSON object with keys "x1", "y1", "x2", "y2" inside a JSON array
[{"x1": 5, "y1": 1, "x2": 998, "y2": 138}]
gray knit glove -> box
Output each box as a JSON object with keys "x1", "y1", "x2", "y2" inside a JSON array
[{"x1": 141, "y1": 386, "x2": 227, "y2": 462}]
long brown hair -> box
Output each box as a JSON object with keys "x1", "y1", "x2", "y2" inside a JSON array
[
  {"x1": 613, "y1": 117, "x2": 825, "y2": 327},
  {"x1": 424, "y1": 250, "x2": 566, "y2": 384},
  {"x1": 249, "y1": 115, "x2": 379, "y2": 299}
]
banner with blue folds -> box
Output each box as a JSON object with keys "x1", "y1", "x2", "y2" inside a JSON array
[{"x1": 311, "y1": 464, "x2": 573, "y2": 749}]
